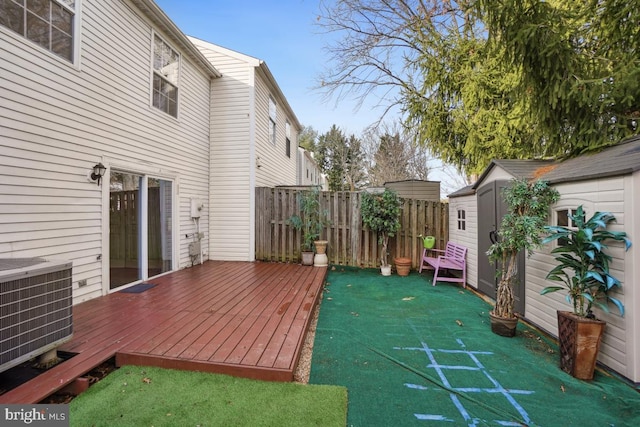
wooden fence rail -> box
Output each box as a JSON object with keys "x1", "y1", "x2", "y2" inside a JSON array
[{"x1": 255, "y1": 188, "x2": 449, "y2": 269}]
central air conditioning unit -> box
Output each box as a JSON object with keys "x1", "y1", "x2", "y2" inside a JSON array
[{"x1": 0, "y1": 258, "x2": 73, "y2": 373}]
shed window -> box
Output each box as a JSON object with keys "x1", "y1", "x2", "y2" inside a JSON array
[
  {"x1": 268, "y1": 97, "x2": 277, "y2": 145},
  {"x1": 152, "y1": 34, "x2": 180, "y2": 117},
  {"x1": 1, "y1": 0, "x2": 77, "y2": 62},
  {"x1": 556, "y1": 208, "x2": 577, "y2": 246},
  {"x1": 457, "y1": 209, "x2": 466, "y2": 230}
]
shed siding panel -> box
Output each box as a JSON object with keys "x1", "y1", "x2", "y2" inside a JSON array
[
  {"x1": 448, "y1": 195, "x2": 478, "y2": 288},
  {"x1": 0, "y1": 1, "x2": 211, "y2": 304},
  {"x1": 526, "y1": 176, "x2": 636, "y2": 379}
]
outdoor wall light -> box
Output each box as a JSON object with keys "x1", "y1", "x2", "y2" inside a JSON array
[{"x1": 90, "y1": 162, "x2": 107, "y2": 186}]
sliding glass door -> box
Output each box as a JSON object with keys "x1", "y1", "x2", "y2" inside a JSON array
[{"x1": 109, "y1": 172, "x2": 173, "y2": 290}]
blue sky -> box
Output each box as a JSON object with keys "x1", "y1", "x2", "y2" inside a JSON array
[
  {"x1": 154, "y1": 0, "x2": 382, "y2": 135},
  {"x1": 154, "y1": 0, "x2": 466, "y2": 194}
]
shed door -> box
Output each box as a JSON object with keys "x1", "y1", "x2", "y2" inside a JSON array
[{"x1": 477, "y1": 180, "x2": 526, "y2": 315}]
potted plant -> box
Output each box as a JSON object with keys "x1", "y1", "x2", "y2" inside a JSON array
[
  {"x1": 541, "y1": 206, "x2": 631, "y2": 380},
  {"x1": 361, "y1": 188, "x2": 402, "y2": 276},
  {"x1": 287, "y1": 187, "x2": 331, "y2": 266},
  {"x1": 486, "y1": 179, "x2": 559, "y2": 337}
]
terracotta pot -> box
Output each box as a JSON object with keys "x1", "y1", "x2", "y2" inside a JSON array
[
  {"x1": 557, "y1": 311, "x2": 605, "y2": 380},
  {"x1": 394, "y1": 257, "x2": 412, "y2": 277},
  {"x1": 489, "y1": 311, "x2": 518, "y2": 337}
]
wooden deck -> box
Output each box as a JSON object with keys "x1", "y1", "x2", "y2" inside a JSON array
[{"x1": 0, "y1": 261, "x2": 326, "y2": 404}]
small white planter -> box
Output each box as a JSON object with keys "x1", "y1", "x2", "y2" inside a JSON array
[{"x1": 380, "y1": 265, "x2": 392, "y2": 276}]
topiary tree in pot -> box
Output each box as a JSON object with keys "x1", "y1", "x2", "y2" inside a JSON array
[
  {"x1": 361, "y1": 188, "x2": 402, "y2": 275},
  {"x1": 541, "y1": 205, "x2": 631, "y2": 380},
  {"x1": 486, "y1": 178, "x2": 560, "y2": 337},
  {"x1": 287, "y1": 187, "x2": 331, "y2": 266}
]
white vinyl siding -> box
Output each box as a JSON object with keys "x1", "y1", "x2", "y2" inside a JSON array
[
  {"x1": 253, "y1": 70, "x2": 297, "y2": 187},
  {"x1": 0, "y1": 0, "x2": 77, "y2": 63},
  {"x1": 448, "y1": 194, "x2": 477, "y2": 288},
  {"x1": 190, "y1": 38, "x2": 253, "y2": 261},
  {"x1": 526, "y1": 176, "x2": 634, "y2": 380},
  {"x1": 191, "y1": 38, "x2": 298, "y2": 262},
  {"x1": 0, "y1": 0, "x2": 211, "y2": 304}
]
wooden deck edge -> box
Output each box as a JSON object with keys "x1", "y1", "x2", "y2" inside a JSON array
[
  {"x1": 115, "y1": 352, "x2": 293, "y2": 382},
  {"x1": 0, "y1": 351, "x2": 116, "y2": 404},
  {"x1": 288, "y1": 267, "x2": 327, "y2": 372}
]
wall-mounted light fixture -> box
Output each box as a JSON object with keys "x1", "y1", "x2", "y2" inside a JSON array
[{"x1": 90, "y1": 162, "x2": 107, "y2": 186}]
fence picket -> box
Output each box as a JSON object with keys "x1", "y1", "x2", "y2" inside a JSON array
[{"x1": 255, "y1": 188, "x2": 449, "y2": 268}]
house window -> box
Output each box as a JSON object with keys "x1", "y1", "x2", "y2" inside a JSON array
[
  {"x1": 285, "y1": 120, "x2": 291, "y2": 157},
  {"x1": 457, "y1": 209, "x2": 466, "y2": 230},
  {"x1": 152, "y1": 34, "x2": 180, "y2": 117},
  {"x1": 1, "y1": 0, "x2": 76, "y2": 62},
  {"x1": 268, "y1": 96, "x2": 277, "y2": 145}
]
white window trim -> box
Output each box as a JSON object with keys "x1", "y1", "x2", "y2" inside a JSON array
[
  {"x1": 150, "y1": 30, "x2": 181, "y2": 119},
  {"x1": 101, "y1": 157, "x2": 181, "y2": 296},
  {"x1": 0, "y1": 0, "x2": 82, "y2": 68}
]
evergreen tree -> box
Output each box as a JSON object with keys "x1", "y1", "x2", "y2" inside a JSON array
[{"x1": 316, "y1": 125, "x2": 366, "y2": 191}]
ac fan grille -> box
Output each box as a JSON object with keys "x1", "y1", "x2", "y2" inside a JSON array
[{"x1": 0, "y1": 262, "x2": 73, "y2": 370}]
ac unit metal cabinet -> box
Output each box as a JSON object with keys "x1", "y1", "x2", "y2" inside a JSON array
[{"x1": 0, "y1": 259, "x2": 73, "y2": 373}]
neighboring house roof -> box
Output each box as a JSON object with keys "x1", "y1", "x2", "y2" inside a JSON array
[
  {"x1": 189, "y1": 37, "x2": 302, "y2": 130},
  {"x1": 130, "y1": 0, "x2": 221, "y2": 79}
]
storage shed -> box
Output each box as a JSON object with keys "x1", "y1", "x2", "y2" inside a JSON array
[{"x1": 448, "y1": 136, "x2": 640, "y2": 383}]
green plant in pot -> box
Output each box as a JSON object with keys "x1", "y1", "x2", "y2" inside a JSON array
[
  {"x1": 287, "y1": 187, "x2": 331, "y2": 266},
  {"x1": 486, "y1": 179, "x2": 559, "y2": 337},
  {"x1": 541, "y1": 205, "x2": 631, "y2": 380},
  {"x1": 361, "y1": 188, "x2": 401, "y2": 276}
]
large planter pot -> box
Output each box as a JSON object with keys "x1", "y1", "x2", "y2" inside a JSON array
[
  {"x1": 394, "y1": 257, "x2": 412, "y2": 277},
  {"x1": 301, "y1": 251, "x2": 314, "y2": 266},
  {"x1": 489, "y1": 311, "x2": 518, "y2": 337},
  {"x1": 557, "y1": 311, "x2": 605, "y2": 380},
  {"x1": 313, "y1": 240, "x2": 328, "y2": 267}
]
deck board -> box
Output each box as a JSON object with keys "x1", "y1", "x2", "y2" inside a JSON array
[{"x1": 0, "y1": 261, "x2": 326, "y2": 404}]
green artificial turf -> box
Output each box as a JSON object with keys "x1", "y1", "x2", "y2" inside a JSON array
[
  {"x1": 310, "y1": 266, "x2": 640, "y2": 426},
  {"x1": 69, "y1": 366, "x2": 347, "y2": 427}
]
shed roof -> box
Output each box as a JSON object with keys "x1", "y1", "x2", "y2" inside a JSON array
[
  {"x1": 471, "y1": 159, "x2": 554, "y2": 190},
  {"x1": 537, "y1": 135, "x2": 640, "y2": 184},
  {"x1": 447, "y1": 184, "x2": 475, "y2": 198},
  {"x1": 451, "y1": 135, "x2": 640, "y2": 196}
]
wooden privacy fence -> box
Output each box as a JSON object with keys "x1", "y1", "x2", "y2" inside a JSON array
[{"x1": 255, "y1": 187, "x2": 449, "y2": 268}]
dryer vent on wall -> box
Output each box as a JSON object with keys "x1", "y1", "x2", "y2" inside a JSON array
[{"x1": 0, "y1": 259, "x2": 73, "y2": 373}]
